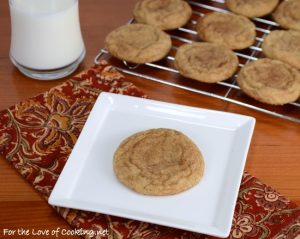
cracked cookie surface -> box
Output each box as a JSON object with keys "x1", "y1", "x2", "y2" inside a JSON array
[
  {"x1": 133, "y1": 0, "x2": 192, "y2": 30},
  {"x1": 175, "y1": 42, "x2": 239, "y2": 83},
  {"x1": 105, "y1": 23, "x2": 171, "y2": 64},
  {"x1": 262, "y1": 30, "x2": 300, "y2": 70},
  {"x1": 196, "y1": 12, "x2": 256, "y2": 50},
  {"x1": 237, "y1": 58, "x2": 300, "y2": 105},
  {"x1": 113, "y1": 128, "x2": 205, "y2": 196},
  {"x1": 226, "y1": 0, "x2": 279, "y2": 18},
  {"x1": 273, "y1": 0, "x2": 300, "y2": 31}
]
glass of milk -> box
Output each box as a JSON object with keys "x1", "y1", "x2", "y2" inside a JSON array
[{"x1": 9, "y1": 0, "x2": 85, "y2": 80}]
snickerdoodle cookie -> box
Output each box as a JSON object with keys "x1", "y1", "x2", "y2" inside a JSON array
[
  {"x1": 133, "y1": 0, "x2": 192, "y2": 30},
  {"x1": 196, "y1": 12, "x2": 256, "y2": 50},
  {"x1": 273, "y1": 0, "x2": 300, "y2": 31},
  {"x1": 262, "y1": 30, "x2": 300, "y2": 69},
  {"x1": 113, "y1": 128, "x2": 205, "y2": 196},
  {"x1": 237, "y1": 58, "x2": 300, "y2": 105},
  {"x1": 174, "y1": 42, "x2": 239, "y2": 83},
  {"x1": 226, "y1": 0, "x2": 279, "y2": 18},
  {"x1": 105, "y1": 23, "x2": 172, "y2": 64}
]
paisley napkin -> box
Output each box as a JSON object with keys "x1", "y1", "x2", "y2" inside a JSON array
[{"x1": 0, "y1": 60, "x2": 299, "y2": 239}]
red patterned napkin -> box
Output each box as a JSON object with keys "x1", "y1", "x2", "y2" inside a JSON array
[{"x1": 0, "y1": 61, "x2": 299, "y2": 239}]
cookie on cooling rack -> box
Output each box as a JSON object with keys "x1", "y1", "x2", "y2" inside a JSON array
[
  {"x1": 237, "y1": 58, "x2": 300, "y2": 105},
  {"x1": 105, "y1": 23, "x2": 172, "y2": 64},
  {"x1": 196, "y1": 12, "x2": 256, "y2": 50},
  {"x1": 133, "y1": 0, "x2": 192, "y2": 30},
  {"x1": 225, "y1": 0, "x2": 279, "y2": 18},
  {"x1": 174, "y1": 42, "x2": 239, "y2": 83},
  {"x1": 113, "y1": 128, "x2": 205, "y2": 196},
  {"x1": 262, "y1": 30, "x2": 300, "y2": 70},
  {"x1": 273, "y1": 0, "x2": 300, "y2": 31}
]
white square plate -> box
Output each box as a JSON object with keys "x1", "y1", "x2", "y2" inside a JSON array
[{"x1": 49, "y1": 92, "x2": 255, "y2": 237}]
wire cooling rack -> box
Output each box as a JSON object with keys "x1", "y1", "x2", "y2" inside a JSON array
[{"x1": 95, "y1": 0, "x2": 300, "y2": 123}]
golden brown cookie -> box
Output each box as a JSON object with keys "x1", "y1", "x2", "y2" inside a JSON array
[
  {"x1": 133, "y1": 0, "x2": 192, "y2": 30},
  {"x1": 237, "y1": 58, "x2": 300, "y2": 105},
  {"x1": 105, "y1": 23, "x2": 172, "y2": 64},
  {"x1": 113, "y1": 128, "x2": 205, "y2": 196},
  {"x1": 273, "y1": 0, "x2": 300, "y2": 31},
  {"x1": 225, "y1": 0, "x2": 279, "y2": 18},
  {"x1": 262, "y1": 30, "x2": 300, "y2": 69},
  {"x1": 196, "y1": 12, "x2": 256, "y2": 50},
  {"x1": 174, "y1": 42, "x2": 239, "y2": 83}
]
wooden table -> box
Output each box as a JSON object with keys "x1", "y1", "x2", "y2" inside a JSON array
[{"x1": 0, "y1": 0, "x2": 299, "y2": 238}]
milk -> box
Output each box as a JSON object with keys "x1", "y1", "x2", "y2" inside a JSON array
[{"x1": 10, "y1": 0, "x2": 85, "y2": 70}]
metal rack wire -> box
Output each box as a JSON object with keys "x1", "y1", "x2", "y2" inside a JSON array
[{"x1": 95, "y1": 0, "x2": 300, "y2": 123}]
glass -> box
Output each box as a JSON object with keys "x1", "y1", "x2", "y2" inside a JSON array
[{"x1": 9, "y1": 0, "x2": 85, "y2": 80}]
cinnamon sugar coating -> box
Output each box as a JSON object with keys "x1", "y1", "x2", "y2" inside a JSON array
[
  {"x1": 175, "y1": 42, "x2": 239, "y2": 83},
  {"x1": 262, "y1": 30, "x2": 300, "y2": 69},
  {"x1": 113, "y1": 128, "x2": 205, "y2": 196},
  {"x1": 226, "y1": 0, "x2": 279, "y2": 18},
  {"x1": 133, "y1": 0, "x2": 192, "y2": 30},
  {"x1": 237, "y1": 58, "x2": 300, "y2": 105},
  {"x1": 105, "y1": 23, "x2": 171, "y2": 64},
  {"x1": 197, "y1": 12, "x2": 256, "y2": 50},
  {"x1": 273, "y1": 0, "x2": 300, "y2": 31}
]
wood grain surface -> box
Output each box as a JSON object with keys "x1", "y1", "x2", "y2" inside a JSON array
[{"x1": 0, "y1": 0, "x2": 299, "y2": 239}]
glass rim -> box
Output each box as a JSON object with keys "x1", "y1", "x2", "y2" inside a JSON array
[{"x1": 9, "y1": 0, "x2": 79, "y2": 16}]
